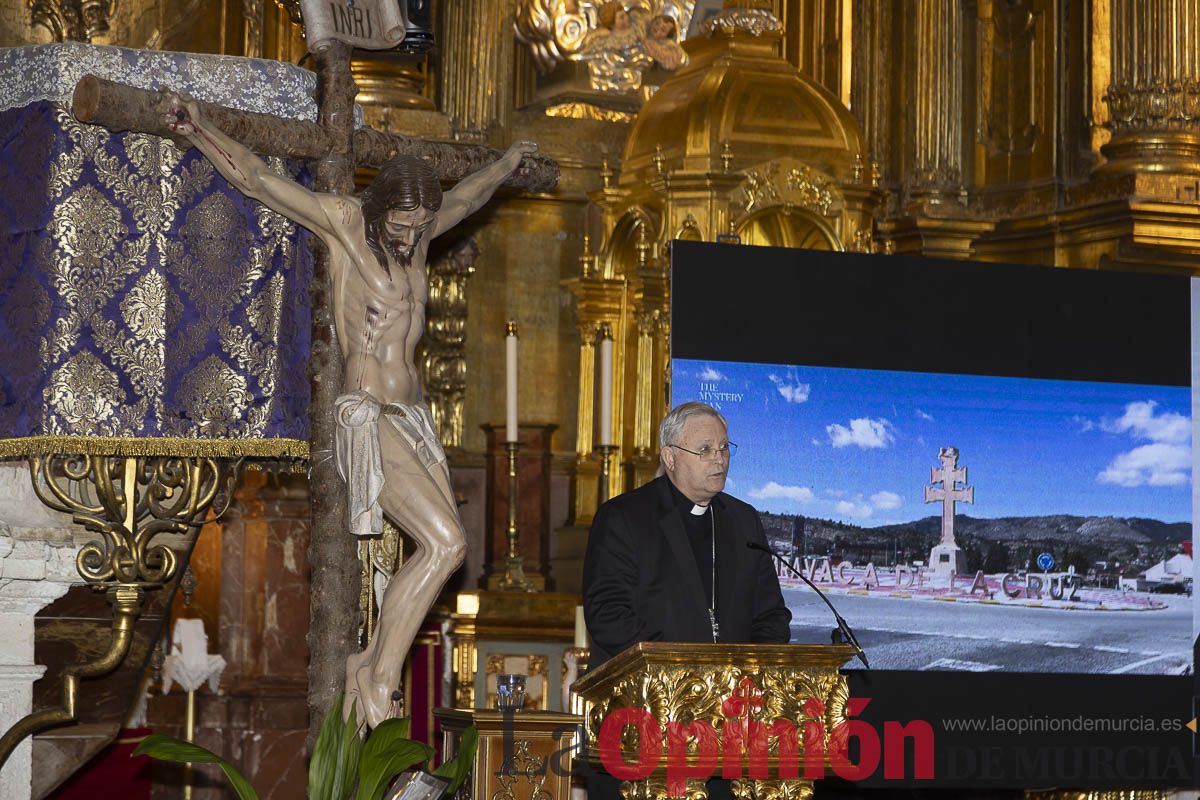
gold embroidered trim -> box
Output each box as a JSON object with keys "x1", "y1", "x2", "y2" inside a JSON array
[{"x1": 0, "y1": 435, "x2": 309, "y2": 459}]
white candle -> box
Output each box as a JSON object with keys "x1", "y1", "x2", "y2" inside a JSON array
[
  {"x1": 506, "y1": 321, "x2": 518, "y2": 443},
  {"x1": 598, "y1": 326, "x2": 613, "y2": 446},
  {"x1": 574, "y1": 605, "x2": 588, "y2": 648}
]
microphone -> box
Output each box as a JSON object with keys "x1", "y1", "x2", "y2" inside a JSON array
[{"x1": 746, "y1": 540, "x2": 870, "y2": 669}]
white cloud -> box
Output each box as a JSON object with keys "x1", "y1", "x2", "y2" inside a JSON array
[
  {"x1": 916, "y1": 408, "x2": 934, "y2": 422},
  {"x1": 1071, "y1": 415, "x2": 1095, "y2": 433},
  {"x1": 1095, "y1": 401, "x2": 1191, "y2": 488},
  {"x1": 810, "y1": 438, "x2": 821, "y2": 447},
  {"x1": 749, "y1": 482, "x2": 816, "y2": 502},
  {"x1": 767, "y1": 373, "x2": 810, "y2": 404},
  {"x1": 826, "y1": 417, "x2": 894, "y2": 449},
  {"x1": 1097, "y1": 443, "x2": 1190, "y2": 488},
  {"x1": 835, "y1": 499, "x2": 873, "y2": 519},
  {"x1": 870, "y1": 490, "x2": 902, "y2": 510},
  {"x1": 1102, "y1": 400, "x2": 1189, "y2": 444},
  {"x1": 699, "y1": 366, "x2": 726, "y2": 382}
]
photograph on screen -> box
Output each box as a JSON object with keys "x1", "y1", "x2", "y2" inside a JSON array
[
  {"x1": 668, "y1": 240, "x2": 1195, "y2": 786},
  {"x1": 672, "y1": 358, "x2": 1192, "y2": 676}
]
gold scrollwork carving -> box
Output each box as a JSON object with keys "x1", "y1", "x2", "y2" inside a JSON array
[
  {"x1": 585, "y1": 664, "x2": 848, "y2": 759},
  {"x1": 28, "y1": 454, "x2": 237, "y2": 586},
  {"x1": 1105, "y1": 81, "x2": 1200, "y2": 137},
  {"x1": 736, "y1": 163, "x2": 840, "y2": 218},
  {"x1": 545, "y1": 102, "x2": 638, "y2": 123},
  {"x1": 730, "y1": 778, "x2": 813, "y2": 800},
  {"x1": 359, "y1": 516, "x2": 404, "y2": 646},
  {"x1": 621, "y1": 774, "x2": 706, "y2": 800},
  {"x1": 849, "y1": 227, "x2": 874, "y2": 254},
  {"x1": 419, "y1": 238, "x2": 479, "y2": 449},
  {"x1": 491, "y1": 740, "x2": 552, "y2": 800},
  {"x1": 487, "y1": 653, "x2": 507, "y2": 675},
  {"x1": 515, "y1": 0, "x2": 695, "y2": 93},
  {"x1": 698, "y1": 1, "x2": 782, "y2": 38},
  {"x1": 30, "y1": 0, "x2": 115, "y2": 42},
  {"x1": 515, "y1": 0, "x2": 598, "y2": 73}
]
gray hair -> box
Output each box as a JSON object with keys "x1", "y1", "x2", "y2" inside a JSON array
[{"x1": 659, "y1": 401, "x2": 727, "y2": 449}]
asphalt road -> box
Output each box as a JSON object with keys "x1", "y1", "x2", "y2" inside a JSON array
[{"x1": 782, "y1": 586, "x2": 1193, "y2": 674}]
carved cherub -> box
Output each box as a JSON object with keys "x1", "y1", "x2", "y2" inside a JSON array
[{"x1": 642, "y1": 13, "x2": 686, "y2": 70}]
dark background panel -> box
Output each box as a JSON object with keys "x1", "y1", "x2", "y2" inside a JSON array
[
  {"x1": 844, "y1": 671, "x2": 1193, "y2": 788},
  {"x1": 670, "y1": 240, "x2": 1196, "y2": 788},
  {"x1": 670, "y1": 240, "x2": 1192, "y2": 388}
]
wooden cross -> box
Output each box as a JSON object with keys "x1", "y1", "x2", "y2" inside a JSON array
[
  {"x1": 70, "y1": 45, "x2": 557, "y2": 741},
  {"x1": 923, "y1": 447, "x2": 974, "y2": 548}
]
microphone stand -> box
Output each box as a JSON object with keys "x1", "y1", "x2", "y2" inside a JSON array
[{"x1": 746, "y1": 541, "x2": 870, "y2": 669}]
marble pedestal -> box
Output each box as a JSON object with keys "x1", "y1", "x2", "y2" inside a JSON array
[
  {"x1": 928, "y1": 541, "x2": 968, "y2": 577},
  {"x1": 0, "y1": 463, "x2": 82, "y2": 800}
]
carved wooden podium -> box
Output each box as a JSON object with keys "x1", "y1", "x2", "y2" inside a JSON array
[{"x1": 571, "y1": 643, "x2": 856, "y2": 800}]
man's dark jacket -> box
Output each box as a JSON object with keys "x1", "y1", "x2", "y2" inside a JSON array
[{"x1": 582, "y1": 474, "x2": 792, "y2": 668}]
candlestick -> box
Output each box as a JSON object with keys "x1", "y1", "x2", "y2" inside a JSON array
[
  {"x1": 598, "y1": 323, "x2": 613, "y2": 446},
  {"x1": 183, "y1": 689, "x2": 195, "y2": 800},
  {"x1": 506, "y1": 320, "x2": 518, "y2": 443},
  {"x1": 574, "y1": 605, "x2": 587, "y2": 648},
  {"x1": 596, "y1": 443, "x2": 618, "y2": 506},
  {"x1": 499, "y1": 441, "x2": 533, "y2": 591}
]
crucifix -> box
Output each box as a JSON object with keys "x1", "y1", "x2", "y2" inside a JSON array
[
  {"x1": 70, "y1": 42, "x2": 557, "y2": 736},
  {"x1": 923, "y1": 446, "x2": 974, "y2": 549}
]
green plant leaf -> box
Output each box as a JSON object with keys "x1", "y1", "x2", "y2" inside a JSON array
[
  {"x1": 310, "y1": 693, "x2": 348, "y2": 800},
  {"x1": 133, "y1": 734, "x2": 259, "y2": 800},
  {"x1": 356, "y1": 733, "x2": 434, "y2": 800},
  {"x1": 333, "y1": 701, "x2": 365, "y2": 800},
  {"x1": 367, "y1": 717, "x2": 411, "y2": 744},
  {"x1": 431, "y1": 726, "x2": 478, "y2": 797}
]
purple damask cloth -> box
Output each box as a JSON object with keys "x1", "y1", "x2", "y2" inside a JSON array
[{"x1": 0, "y1": 101, "x2": 313, "y2": 456}]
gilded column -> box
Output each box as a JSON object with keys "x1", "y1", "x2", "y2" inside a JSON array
[
  {"x1": 421, "y1": 238, "x2": 479, "y2": 449},
  {"x1": 632, "y1": 310, "x2": 656, "y2": 455},
  {"x1": 626, "y1": 227, "x2": 668, "y2": 489},
  {"x1": 908, "y1": 0, "x2": 965, "y2": 202},
  {"x1": 575, "y1": 322, "x2": 598, "y2": 462},
  {"x1": 1099, "y1": 0, "x2": 1200, "y2": 174},
  {"x1": 780, "y1": 0, "x2": 852, "y2": 105},
  {"x1": 563, "y1": 236, "x2": 626, "y2": 522},
  {"x1": 630, "y1": 230, "x2": 657, "y2": 459},
  {"x1": 437, "y1": 0, "x2": 515, "y2": 139},
  {"x1": 850, "y1": 0, "x2": 893, "y2": 199}
]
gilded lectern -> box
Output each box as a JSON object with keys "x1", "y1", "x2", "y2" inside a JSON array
[{"x1": 571, "y1": 642, "x2": 856, "y2": 800}]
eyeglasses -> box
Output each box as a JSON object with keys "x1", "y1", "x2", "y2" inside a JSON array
[{"x1": 669, "y1": 442, "x2": 738, "y2": 461}]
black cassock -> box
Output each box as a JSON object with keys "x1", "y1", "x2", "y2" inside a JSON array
[{"x1": 583, "y1": 473, "x2": 792, "y2": 669}]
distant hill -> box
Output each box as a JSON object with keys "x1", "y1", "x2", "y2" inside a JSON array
[
  {"x1": 869, "y1": 514, "x2": 1188, "y2": 545},
  {"x1": 760, "y1": 511, "x2": 1187, "y2": 546}
]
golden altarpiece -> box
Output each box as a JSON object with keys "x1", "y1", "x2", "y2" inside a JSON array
[{"x1": 1, "y1": 0, "x2": 1198, "y2": 798}]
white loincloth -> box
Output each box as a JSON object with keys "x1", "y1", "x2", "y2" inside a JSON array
[{"x1": 334, "y1": 390, "x2": 446, "y2": 537}]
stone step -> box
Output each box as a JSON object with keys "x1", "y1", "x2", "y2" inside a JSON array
[{"x1": 31, "y1": 723, "x2": 119, "y2": 800}]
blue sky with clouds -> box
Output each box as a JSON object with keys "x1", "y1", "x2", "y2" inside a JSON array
[{"x1": 673, "y1": 359, "x2": 1192, "y2": 526}]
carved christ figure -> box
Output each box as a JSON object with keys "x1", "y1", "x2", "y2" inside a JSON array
[{"x1": 160, "y1": 91, "x2": 537, "y2": 728}]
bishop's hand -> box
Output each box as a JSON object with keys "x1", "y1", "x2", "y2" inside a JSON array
[{"x1": 157, "y1": 89, "x2": 200, "y2": 136}]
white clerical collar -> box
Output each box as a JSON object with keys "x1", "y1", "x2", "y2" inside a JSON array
[{"x1": 690, "y1": 503, "x2": 710, "y2": 516}]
